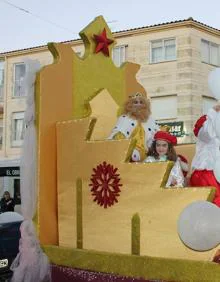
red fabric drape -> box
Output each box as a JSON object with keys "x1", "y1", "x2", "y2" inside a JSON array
[{"x1": 190, "y1": 170, "x2": 220, "y2": 207}]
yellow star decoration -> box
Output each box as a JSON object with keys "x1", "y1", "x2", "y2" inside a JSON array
[
  {"x1": 74, "y1": 15, "x2": 147, "y2": 118},
  {"x1": 56, "y1": 110, "x2": 216, "y2": 261}
]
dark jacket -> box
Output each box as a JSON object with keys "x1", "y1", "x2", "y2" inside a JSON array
[{"x1": 0, "y1": 198, "x2": 15, "y2": 213}]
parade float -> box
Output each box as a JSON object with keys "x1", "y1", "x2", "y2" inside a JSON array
[{"x1": 12, "y1": 16, "x2": 220, "y2": 282}]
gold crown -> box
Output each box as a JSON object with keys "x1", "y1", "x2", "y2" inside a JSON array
[
  {"x1": 159, "y1": 125, "x2": 171, "y2": 132},
  {"x1": 129, "y1": 92, "x2": 145, "y2": 99}
]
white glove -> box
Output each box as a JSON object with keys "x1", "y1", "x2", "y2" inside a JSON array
[{"x1": 131, "y1": 149, "x2": 141, "y2": 162}]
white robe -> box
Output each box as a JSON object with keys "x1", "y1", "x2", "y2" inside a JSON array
[
  {"x1": 144, "y1": 156, "x2": 185, "y2": 188},
  {"x1": 192, "y1": 108, "x2": 220, "y2": 171},
  {"x1": 108, "y1": 114, "x2": 159, "y2": 149}
]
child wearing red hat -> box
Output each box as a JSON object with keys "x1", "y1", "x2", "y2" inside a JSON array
[
  {"x1": 190, "y1": 105, "x2": 220, "y2": 207},
  {"x1": 144, "y1": 130, "x2": 185, "y2": 187}
]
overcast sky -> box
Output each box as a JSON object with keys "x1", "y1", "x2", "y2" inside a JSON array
[{"x1": 0, "y1": 0, "x2": 220, "y2": 53}]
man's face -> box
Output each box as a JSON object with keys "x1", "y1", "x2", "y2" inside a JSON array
[
  {"x1": 124, "y1": 95, "x2": 150, "y2": 122},
  {"x1": 132, "y1": 97, "x2": 145, "y2": 110}
]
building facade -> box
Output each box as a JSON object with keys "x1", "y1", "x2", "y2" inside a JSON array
[{"x1": 0, "y1": 17, "x2": 220, "y2": 200}]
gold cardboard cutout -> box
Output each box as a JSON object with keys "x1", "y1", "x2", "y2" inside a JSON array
[
  {"x1": 36, "y1": 14, "x2": 218, "y2": 269},
  {"x1": 36, "y1": 43, "x2": 74, "y2": 244},
  {"x1": 90, "y1": 89, "x2": 119, "y2": 140},
  {"x1": 36, "y1": 16, "x2": 146, "y2": 244},
  {"x1": 74, "y1": 15, "x2": 147, "y2": 118},
  {"x1": 57, "y1": 117, "x2": 215, "y2": 261}
]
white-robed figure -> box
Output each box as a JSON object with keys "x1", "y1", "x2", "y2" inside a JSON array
[
  {"x1": 177, "y1": 68, "x2": 220, "y2": 255},
  {"x1": 10, "y1": 59, "x2": 51, "y2": 282},
  {"x1": 190, "y1": 105, "x2": 220, "y2": 206},
  {"x1": 108, "y1": 92, "x2": 159, "y2": 162}
]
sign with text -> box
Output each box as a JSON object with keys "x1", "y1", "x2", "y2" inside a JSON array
[
  {"x1": 158, "y1": 121, "x2": 184, "y2": 137},
  {"x1": 0, "y1": 167, "x2": 20, "y2": 177}
]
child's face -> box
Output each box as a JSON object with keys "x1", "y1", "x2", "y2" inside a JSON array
[{"x1": 156, "y1": 140, "x2": 169, "y2": 156}]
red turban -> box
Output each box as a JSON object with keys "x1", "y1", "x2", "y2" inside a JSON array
[
  {"x1": 154, "y1": 131, "x2": 177, "y2": 145},
  {"x1": 193, "y1": 115, "x2": 207, "y2": 137}
]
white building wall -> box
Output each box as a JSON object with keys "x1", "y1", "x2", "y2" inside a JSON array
[{"x1": 0, "y1": 20, "x2": 219, "y2": 163}]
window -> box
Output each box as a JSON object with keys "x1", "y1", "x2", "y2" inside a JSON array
[
  {"x1": 151, "y1": 95, "x2": 177, "y2": 120},
  {"x1": 76, "y1": 52, "x2": 81, "y2": 57},
  {"x1": 12, "y1": 112, "x2": 25, "y2": 147},
  {"x1": 72, "y1": 46, "x2": 84, "y2": 57},
  {"x1": 74, "y1": 51, "x2": 82, "y2": 57},
  {"x1": 201, "y1": 39, "x2": 220, "y2": 66},
  {"x1": 112, "y1": 45, "x2": 127, "y2": 67},
  {"x1": 13, "y1": 63, "x2": 26, "y2": 97},
  {"x1": 202, "y1": 96, "x2": 216, "y2": 114},
  {"x1": 150, "y1": 38, "x2": 176, "y2": 63},
  {"x1": 0, "y1": 61, "x2": 4, "y2": 100}
]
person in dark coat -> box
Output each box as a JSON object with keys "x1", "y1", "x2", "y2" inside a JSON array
[{"x1": 0, "y1": 191, "x2": 15, "y2": 213}]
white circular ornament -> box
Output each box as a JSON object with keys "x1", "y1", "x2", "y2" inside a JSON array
[{"x1": 177, "y1": 201, "x2": 220, "y2": 251}]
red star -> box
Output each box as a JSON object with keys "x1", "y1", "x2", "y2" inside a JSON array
[{"x1": 93, "y1": 28, "x2": 114, "y2": 56}]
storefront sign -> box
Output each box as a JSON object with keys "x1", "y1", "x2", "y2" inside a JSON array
[
  {"x1": 0, "y1": 167, "x2": 20, "y2": 177},
  {"x1": 158, "y1": 121, "x2": 184, "y2": 137}
]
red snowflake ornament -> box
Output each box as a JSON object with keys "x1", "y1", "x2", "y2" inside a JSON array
[{"x1": 89, "y1": 161, "x2": 122, "y2": 208}]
